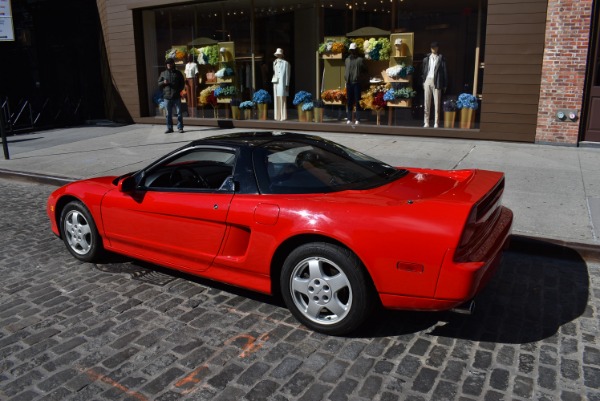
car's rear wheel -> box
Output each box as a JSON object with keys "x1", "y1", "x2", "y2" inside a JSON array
[
  {"x1": 60, "y1": 201, "x2": 103, "y2": 262},
  {"x1": 280, "y1": 242, "x2": 374, "y2": 335}
]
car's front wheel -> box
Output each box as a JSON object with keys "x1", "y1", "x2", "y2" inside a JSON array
[
  {"x1": 60, "y1": 201, "x2": 103, "y2": 262},
  {"x1": 280, "y1": 242, "x2": 375, "y2": 335}
]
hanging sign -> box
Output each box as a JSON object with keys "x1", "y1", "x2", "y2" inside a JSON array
[{"x1": 0, "y1": 0, "x2": 14, "y2": 42}]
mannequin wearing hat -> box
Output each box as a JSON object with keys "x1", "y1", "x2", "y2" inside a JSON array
[
  {"x1": 272, "y1": 48, "x2": 291, "y2": 121},
  {"x1": 344, "y1": 42, "x2": 367, "y2": 125},
  {"x1": 421, "y1": 41, "x2": 448, "y2": 128}
]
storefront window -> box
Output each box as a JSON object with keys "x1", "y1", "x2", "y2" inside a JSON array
[{"x1": 142, "y1": 0, "x2": 486, "y2": 129}]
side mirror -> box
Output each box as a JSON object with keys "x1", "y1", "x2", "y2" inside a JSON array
[{"x1": 118, "y1": 176, "x2": 137, "y2": 193}]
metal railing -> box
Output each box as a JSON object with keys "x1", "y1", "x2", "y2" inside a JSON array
[{"x1": 0, "y1": 95, "x2": 82, "y2": 134}]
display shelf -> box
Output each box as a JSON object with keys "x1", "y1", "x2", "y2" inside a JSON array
[{"x1": 321, "y1": 53, "x2": 343, "y2": 59}]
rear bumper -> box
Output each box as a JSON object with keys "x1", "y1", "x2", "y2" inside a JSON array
[
  {"x1": 380, "y1": 206, "x2": 513, "y2": 311},
  {"x1": 435, "y1": 206, "x2": 513, "y2": 301}
]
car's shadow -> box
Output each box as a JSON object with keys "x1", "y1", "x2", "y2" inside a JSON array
[
  {"x1": 92, "y1": 236, "x2": 591, "y2": 344},
  {"x1": 356, "y1": 236, "x2": 591, "y2": 343}
]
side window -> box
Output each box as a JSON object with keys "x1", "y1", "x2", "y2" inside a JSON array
[{"x1": 143, "y1": 148, "x2": 236, "y2": 191}]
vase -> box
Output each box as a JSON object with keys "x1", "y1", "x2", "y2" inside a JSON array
[
  {"x1": 258, "y1": 103, "x2": 268, "y2": 120},
  {"x1": 297, "y1": 105, "x2": 306, "y2": 122},
  {"x1": 444, "y1": 111, "x2": 456, "y2": 128},
  {"x1": 243, "y1": 109, "x2": 252, "y2": 120},
  {"x1": 314, "y1": 107, "x2": 324, "y2": 123},
  {"x1": 231, "y1": 106, "x2": 241, "y2": 120},
  {"x1": 459, "y1": 108, "x2": 476, "y2": 129},
  {"x1": 305, "y1": 110, "x2": 313, "y2": 122}
]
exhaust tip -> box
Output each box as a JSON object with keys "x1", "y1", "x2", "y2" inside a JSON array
[{"x1": 451, "y1": 300, "x2": 475, "y2": 315}]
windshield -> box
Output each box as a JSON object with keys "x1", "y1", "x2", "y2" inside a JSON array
[{"x1": 254, "y1": 140, "x2": 406, "y2": 194}]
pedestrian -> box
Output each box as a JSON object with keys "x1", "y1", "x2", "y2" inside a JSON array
[
  {"x1": 345, "y1": 43, "x2": 367, "y2": 125},
  {"x1": 421, "y1": 41, "x2": 448, "y2": 128},
  {"x1": 158, "y1": 58, "x2": 185, "y2": 133},
  {"x1": 272, "y1": 48, "x2": 290, "y2": 121}
]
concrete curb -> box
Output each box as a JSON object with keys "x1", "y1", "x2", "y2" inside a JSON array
[
  {"x1": 1, "y1": 168, "x2": 599, "y2": 259},
  {"x1": 0, "y1": 168, "x2": 75, "y2": 187}
]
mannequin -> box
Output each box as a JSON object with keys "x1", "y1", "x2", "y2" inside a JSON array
[
  {"x1": 421, "y1": 41, "x2": 448, "y2": 128},
  {"x1": 272, "y1": 48, "x2": 290, "y2": 121},
  {"x1": 184, "y1": 54, "x2": 199, "y2": 117},
  {"x1": 345, "y1": 43, "x2": 367, "y2": 125}
]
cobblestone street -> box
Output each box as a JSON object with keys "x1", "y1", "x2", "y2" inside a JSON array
[{"x1": 0, "y1": 178, "x2": 598, "y2": 401}]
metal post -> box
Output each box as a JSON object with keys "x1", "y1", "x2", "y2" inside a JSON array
[{"x1": 0, "y1": 111, "x2": 9, "y2": 160}]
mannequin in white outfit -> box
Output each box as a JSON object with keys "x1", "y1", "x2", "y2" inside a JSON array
[{"x1": 272, "y1": 48, "x2": 291, "y2": 121}]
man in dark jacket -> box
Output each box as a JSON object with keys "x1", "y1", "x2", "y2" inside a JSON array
[
  {"x1": 158, "y1": 58, "x2": 186, "y2": 133},
  {"x1": 421, "y1": 41, "x2": 448, "y2": 128}
]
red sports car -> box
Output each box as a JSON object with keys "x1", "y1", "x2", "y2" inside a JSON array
[{"x1": 47, "y1": 132, "x2": 513, "y2": 335}]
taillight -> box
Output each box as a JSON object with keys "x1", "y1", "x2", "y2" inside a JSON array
[{"x1": 457, "y1": 206, "x2": 477, "y2": 250}]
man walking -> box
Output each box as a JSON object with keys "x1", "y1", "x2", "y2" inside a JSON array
[{"x1": 158, "y1": 58, "x2": 185, "y2": 133}]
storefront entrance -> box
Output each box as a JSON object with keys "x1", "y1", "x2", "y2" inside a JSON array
[{"x1": 583, "y1": 3, "x2": 600, "y2": 143}]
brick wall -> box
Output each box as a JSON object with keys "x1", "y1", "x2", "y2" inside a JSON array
[{"x1": 536, "y1": 0, "x2": 593, "y2": 144}]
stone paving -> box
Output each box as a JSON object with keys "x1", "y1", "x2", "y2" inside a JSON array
[{"x1": 0, "y1": 178, "x2": 599, "y2": 401}]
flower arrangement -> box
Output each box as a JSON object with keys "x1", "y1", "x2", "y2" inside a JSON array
[
  {"x1": 349, "y1": 38, "x2": 365, "y2": 55},
  {"x1": 215, "y1": 67, "x2": 234, "y2": 78},
  {"x1": 302, "y1": 102, "x2": 314, "y2": 111},
  {"x1": 457, "y1": 93, "x2": 479, "y2": 110},
  {"x1": 199, "y1": 85, "x2": 220, "y2": 106},
  {"x1": 360, "y1": 85, "x2": 388, "y2": 111},
  {"x1": 443, "y1": 98, "x2": 458, "y2": 112},
  {"x1": 214, "y1": 85, "x2": 236, "y2": 98},
  {"x1": 153, "y1": 89, "x2": 165, "y2": 110},
  {"x1": 198, "y1": 45, "x2": 220, "y2": 65},
  {"x1": 252, "y1": 89, "x2": 272, "y2": 104},
  {"x1": 383, "y1": 87, "x2": 417, "y2": 102},
  {"x1": 165, "y1": 46, "x2": 187, "y2": 62},
  {"x1": 321, "y1": 89, "x2": 347, "y2": 103},
  {"x1": 385, "y1": 64, "x2": 415, "y2": 80},
  {"x1": 239, "y1": 101, "x2": 255, "y2": 110},
  {"x1": 293, "y1": 91, "x2": 313, "y2": 106},
  {"x1": 363, "y1": 37, "x2": 391, "y2": 61},
  {"x1": 318, "y1": 39, "x2": 345, "y2": 55}
]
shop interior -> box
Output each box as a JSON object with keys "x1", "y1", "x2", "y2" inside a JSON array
[{"x1": 141, "y1": 0, "x2": 486, "y2": 128}]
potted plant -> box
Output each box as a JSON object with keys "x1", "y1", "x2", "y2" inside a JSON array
[
  {"x1": 293, "y1": 91, "x2": 313, "y2": 122},
  {"x1": 443, "y1": 98, "x2": 458, "y2": 128},
  {"x1": 313, "y1": 99, "x2": 325, "y2": 123},
  {"x1": 457, "y1": 93, "x2": 479, "y2": 129},
  {"x1": 239, "y1": 100, "x2": 255, "y2": 120},
  {"x1": 230, "y1": 98, "x2": 242, "y2": 120},
  {"x1": 302, "y1": 101, "x2": 315, "y2": 123},
  {"x1": 252, "y1": 89, "x2": 272, "y2": 120}
]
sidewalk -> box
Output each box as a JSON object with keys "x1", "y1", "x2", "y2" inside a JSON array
[{"x1": 1, "y1": 123, "x2": 599, "y2": 249}]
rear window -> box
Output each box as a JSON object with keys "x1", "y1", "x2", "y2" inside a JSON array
[{"x1": 254, "y1": 140, "x2": 406, "y2": 194}]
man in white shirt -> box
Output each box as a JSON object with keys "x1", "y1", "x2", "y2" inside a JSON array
[{"x1": 421, "y1": 41, "x2": 448, "y2": 128}]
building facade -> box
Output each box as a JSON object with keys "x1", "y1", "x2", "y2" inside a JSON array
[{"x1": 91, "y1": 0, "x2": 597, "y2": 145}]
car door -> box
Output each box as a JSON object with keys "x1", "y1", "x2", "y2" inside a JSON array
[{"x1": 100, "y1": 147, "x2": 236, "y2": 273}]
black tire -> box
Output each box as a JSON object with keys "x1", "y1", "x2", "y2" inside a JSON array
[
  {"x1": 280, "y1": 242, "x2": 375, "y2": 335},
  {"x1": 59, "y1": 201, "x2": 103, "y2": 262}
]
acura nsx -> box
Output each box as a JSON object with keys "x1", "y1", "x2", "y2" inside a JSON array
[{"x1": 47, "y1": 132, "x2": 513, "y2": 335}]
